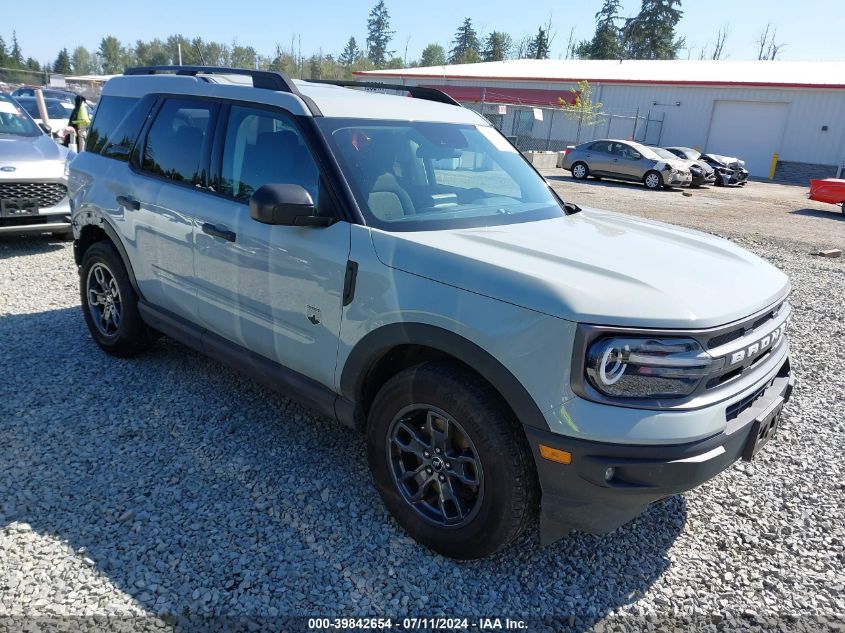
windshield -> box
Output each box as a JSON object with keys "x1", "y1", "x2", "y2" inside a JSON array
[
  {"x1": 652, "y1": 147, "x2": 680, "y2": 160},
  {"x1": 17, "y1": 99, "x2": 74, "y2": 119},
  {"x1": 317, "y1": 118, "x2": 564, "y2": 231},
  {"x1": 0, "y1": 96, "x2": 41, "y2": 137}
]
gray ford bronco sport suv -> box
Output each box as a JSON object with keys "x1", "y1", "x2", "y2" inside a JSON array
[{"x1": 69, "y1": 66, "x2": 793, "y2": 559}]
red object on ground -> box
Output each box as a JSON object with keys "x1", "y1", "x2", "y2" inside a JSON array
[{"x1": 808, "y1": 178, "x2": 845, "y2": 206}]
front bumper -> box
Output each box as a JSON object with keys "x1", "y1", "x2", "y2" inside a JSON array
[
  {"x1": 526, "y1": 355, "x2": 793, "y2": 545},
  {"x1": 0, "y1": 197, "x2": 71, "y2": 236},
  {"x1": 668, "y1": 172, "x2": 692, "y2": 186}
]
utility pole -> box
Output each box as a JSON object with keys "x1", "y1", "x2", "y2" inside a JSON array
[{"x1": 178, "y1": 43, "x2": 183, "y2": 66}]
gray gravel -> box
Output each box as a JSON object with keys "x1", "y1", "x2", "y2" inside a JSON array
[{"x1": 1, "y1": 193, "x2": 844, "y2": 631}]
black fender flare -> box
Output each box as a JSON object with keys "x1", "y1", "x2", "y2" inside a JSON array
[
  {"x1": 339, "y1": 322, "x2": 550, "y2": 432},
  {"x1": 75, "y1": 219, "x2": 143, "y2": 299}
]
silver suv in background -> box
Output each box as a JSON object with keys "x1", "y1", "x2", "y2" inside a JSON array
[
  {"x1": 561, "y1": 139, "x2": 692, "y2": 189},
  {"x1": 69, "y1": 67, "x2": 792, "y2": 559},
  {"x1": 0, "y1": 93, "x2": 73, "y2": 238}
]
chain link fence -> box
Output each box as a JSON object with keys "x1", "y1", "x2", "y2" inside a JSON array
[{"x1": 461, "y1": 101, "x2": 666, "y2": 152}]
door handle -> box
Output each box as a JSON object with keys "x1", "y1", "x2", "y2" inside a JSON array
[
  {"x1": 201, "y1": 222, "x2": 236, "y2": 243},
  {"x1": 116, "y1": 194, "x2": 140, "y2": 210}
]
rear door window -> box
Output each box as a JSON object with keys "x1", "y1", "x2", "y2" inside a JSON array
[{"x1": 141, "y1": 98, "x2": 217, "y2": 185}]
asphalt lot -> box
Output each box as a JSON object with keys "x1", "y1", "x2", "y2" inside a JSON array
[{"x1": 1, "y1": 177, "x2": 843, "y2": 631}]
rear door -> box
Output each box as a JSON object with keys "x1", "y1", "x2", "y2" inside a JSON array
[
  {"x1": 128, "y1": 97, "x2": 219, "y2": 322},
  {"x1": 193, "y1": 103, "x2": 350, "y2": 388}
]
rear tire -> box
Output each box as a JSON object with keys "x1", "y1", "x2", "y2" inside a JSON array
[
  {"x1": 643, "y1": 170, "x2": 663, "y2": 190},
  {"x1": 571, "y1": 162, "x2": 589, "y2": 180},
  {"x1": 367, "y1": 361, "x2": 539, "y2": 559},
  {"x1": 80, "y1": 241, "x2": 153, "y2": 357}
]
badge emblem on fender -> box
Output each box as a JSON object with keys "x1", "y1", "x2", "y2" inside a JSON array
[{"x1": 306, "y1": 305, "x2": 321, "y2": 325}]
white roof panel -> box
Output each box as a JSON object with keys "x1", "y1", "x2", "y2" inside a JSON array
[{"x1": 357, "y1": 59, "x2": 845, "y2": 89}]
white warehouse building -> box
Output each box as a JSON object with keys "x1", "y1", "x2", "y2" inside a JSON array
[{"x1": 357, "y1": 59, "x2": 845, "y2": 182}]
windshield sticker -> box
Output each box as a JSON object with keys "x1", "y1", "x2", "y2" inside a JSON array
[{"x1": 476, "y1": 125, "x2": 517, "y2": 153}]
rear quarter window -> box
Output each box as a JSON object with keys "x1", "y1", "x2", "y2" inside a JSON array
[{"x1": 87, "y1": 95, "x2": 138, "y2": 155}]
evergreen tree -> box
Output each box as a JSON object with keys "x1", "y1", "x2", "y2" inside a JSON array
[
  {"x1": 526, "y1": 27, "x2": 550, "y2": 59},
  {"x1": 482, "y1": 32, "x2": 512, "y2": 61},
  {"x1": 10, "y1": 31, "x2": 24, "y2": 67},
  {"x1": 0, "y1": 36, "x2": 7, "y2": 70},
  {"x1": 339, "y1": 37, "x2": 360, "y2": 67},
  {"x1": 449, "y1": 18, "x2": 480, "y2": 64},
  {"x1": 420, "y1": 43, "x2": 446, "y2": 66},
  {"x1": 578, "y1": 0, "x2": 623, "y2": 59},
  {"x1": 25, "y1": 58, "x2": 41, "y2": 72},
  {"x1": 53, "y1": 48, "x2": 72, "y2": 75},
  {"x1": 623, "y1": 0, "x2": 684, "y2": 60},
  {"x1": 366, "y1": 1, "x2": 394, "y2": 67}
]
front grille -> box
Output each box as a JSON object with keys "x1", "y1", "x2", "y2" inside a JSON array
[
  {"x1": 725, "y1": 378, "x2": 773, "y2": 421},
  {"x1": 706, "y1": 302, "x2": 783, "y2": 351},
  {"x1": 0, "y1": 182, "x2": 67, "y2": 208}
]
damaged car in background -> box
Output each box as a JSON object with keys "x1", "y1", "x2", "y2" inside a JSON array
[
  {"x1": 561, "y1": 139, "x2": 692, "y2": 189},
  {"x1": 666, "y1": 147, "x2": 748, "y2": 187},
  {"x1": 653, "y1": 146, "x2": 715, "y2": 187}
]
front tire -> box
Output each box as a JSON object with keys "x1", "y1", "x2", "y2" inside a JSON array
[
  {"x1": 80, "y1": 241, "x2": 153, "y2": 357},
  {"x1": 643, "y1": 170, "x2": 663, "y2": 190},
  {"x1": 571, "y1": 162, "x2": 589, "y2": 180},
  {"x1": 367, "y1": 361, "x2": 538, "y2": 559}
]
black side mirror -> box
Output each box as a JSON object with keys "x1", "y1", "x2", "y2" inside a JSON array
[
  {"x1": 249, "y1": 184, "x2": 331, "y2": 227},
  {"x1": 38, "y1": 122, "x2": 52, "y2": 135}
]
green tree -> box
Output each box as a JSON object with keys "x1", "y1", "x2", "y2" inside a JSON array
[
  {"x1": 385, "y1": 56, "x2": 405, "y2": 69},
  {"x1": 577, "y1": 0, "x2": 623, "y2": 59},
  {"x1": 10, "y1": 31, "x2": 24, "y2": 67},
  {"x1": 366, "y1": 1, "x2": 394, "y2": 67},
  {"x1": 419, "y1": 43, "x2": 446, "y2": 66},
  {"x1": 25, "y1": 57, "x2": 41, "y2": 72},
  {"x1": 526, "y1": 27, "x2": 550, "y2": 59},
  {"x1": 0, "y1": 36, "x2": 7, "y2": 69},
  {"x1": 449, "y1": 18, "x2": 481, "y2": 64},
  {"x1": 559, "y1": 80, "x2": 604, "y2": 143},
  {"x1": 339, "y1": 37, "x2": 361, "y2": 67},
  {"x1": 623, "y1": 0, "x2": 685, "y2": 60},
  {"x1": 231, "y1": 44, "x2": 258, "y2": 68},
  {"x1": 99, "y1": 36, "x2": 126, "y2": 74},
  {"x1": 71, "y1": 46, "x2": 93, "y2": 74},
  {"x1": 482, "y1": 32, "x2": 512, "y2": 61},
  {"x1": 53, "y1": 48, "x2": 72, "y2": 74}
]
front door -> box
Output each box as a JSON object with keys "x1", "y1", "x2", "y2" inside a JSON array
[{"x1": 193, "y1": 104, "x2": 350, "y2": 388}]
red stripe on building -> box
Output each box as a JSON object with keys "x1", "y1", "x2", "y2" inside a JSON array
[{"x1": 419, "y1": 85, "x2": 578, "y2": 106}]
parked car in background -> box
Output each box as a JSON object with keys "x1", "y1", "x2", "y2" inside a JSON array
[
  {"x1": 808, "y1": 178, "x2": 845, "y2": 214},
  {"x1": 561, "y1": 139, "x2": 692, "y2": 189},
  {"x1": 0, "y1": 94, "x2": 73, "y2": 238},
  {"x1": 11, "y1": 86, "x2": 77, "y2": 104},
  {"x1": 665, "y1": 147, "x2": 748, "y2": 187},
  {"x1": 660, "y1": 146, "x2": 716, "y2": 187},
  {"x1": 14, "y1": 97, "x2": 73, "y2": 139}
]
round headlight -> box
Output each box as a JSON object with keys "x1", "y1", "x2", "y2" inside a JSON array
[{"x1": 586, "y1": 337, "x2": 713, "y2": 399}]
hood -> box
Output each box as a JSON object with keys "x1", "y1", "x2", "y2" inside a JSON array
[
  {"x1": 371, "y1": 209, "x2": 788, "y2": 329},
  {"x1": 692, "y1": 159, "x2": 715, "y2": 174},
  {"x1": 0, "y1": 134, "x2": 68, "y2": 180},
  {"x1": 703, "y1": 154, "x2": 746, "y2": 170}
]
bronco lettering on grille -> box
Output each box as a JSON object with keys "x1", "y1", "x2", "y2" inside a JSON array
[{"x1": 729, "y1": 323, "x2": 787, "y2": 366}]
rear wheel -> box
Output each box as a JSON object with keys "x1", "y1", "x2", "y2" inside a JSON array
[
  {"x1": 367, "y1": 361, "x2": 538, "y2": 559},
  {"x1": 643, "y1": 170, "x2": 663, "y2": 190},
  {"x1": 571, "y1": 162, "x2": 589, "y2": 180},
  {"x1": 80, "y1": 241, "x2": 153, "y2": 357}
]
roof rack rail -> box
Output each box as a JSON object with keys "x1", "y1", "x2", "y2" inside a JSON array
[
  {"x1": 123, "y1": 65, "x2": 323, "y2": 115},
  {"x1": 308, "y1": 79, "x2": 461, "y2": 107}
]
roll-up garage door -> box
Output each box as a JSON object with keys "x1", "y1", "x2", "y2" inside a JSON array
[{"x1": 706, "y1": 101, "x2": 789, "y2": 177}]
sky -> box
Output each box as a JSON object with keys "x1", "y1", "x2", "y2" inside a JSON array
[{"x1": 4, "y1": 0, "x2": 843, "y2": 67}]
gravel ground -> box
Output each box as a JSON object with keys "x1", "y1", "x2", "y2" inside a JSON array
[{"x1": 1, "y1": 179, "x2": 844, "y2": 631}]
